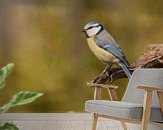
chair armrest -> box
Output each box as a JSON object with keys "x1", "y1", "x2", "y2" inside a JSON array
[
  {"x1": 137, "y1": 86, "x2": 163, "y2": 92},
  {"x1": 87, "y1": 82, "x2": 118, "y2": 89}
]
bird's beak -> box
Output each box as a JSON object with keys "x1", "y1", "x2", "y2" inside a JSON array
[{"x1": 81, "y1": 29, "x2": 86, "y2": 32}]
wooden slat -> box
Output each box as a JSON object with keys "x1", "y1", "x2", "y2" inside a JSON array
[
  {"x1": 94, "y1": 87, "x2": 101, "y2": 100},
  {"x1": 141, "y1": 90, "x2": 152, "y2": 130},
  {"x1": 137, "y1": 86, "x2": 163, "y2": 92},
  {"x1": 96, "y1": 113, "x2": 163, "y2": 126},
  {"x1": 96, "y1": 114, "x2": 141, "y2": 124},
  {"x1": 107, "y1": 88, "x2": 118, "y2": 101},
  {"x1": 92, "y1": 113, "x2": 98, "y2": 130},
  {"x1": 121, "y1": 121, "x2": 127, "y2": 130},
  {"x1": 92, "y1": 86, "x2": 102, "y2": 130},
  {"x1": 87, "y1": 82, "x2": 118, "y2": 89},
  {"x1": 157, "y1": 91, "x2": 163, "y2": 114},
  {"x1": 150, "y1": 121, "x2": 163, "y2": 126}
]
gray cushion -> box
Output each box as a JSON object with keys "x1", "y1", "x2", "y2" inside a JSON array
[{"x1": 85, "y1": 100, "x2": 163, "y2": 122}]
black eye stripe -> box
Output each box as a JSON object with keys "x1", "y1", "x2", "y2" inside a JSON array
[
  {"x1": 87, "y1": 26, "x2": 93, "y2": 30},
  {"x1": 86, "y1": 25, "x2": 101, "y2": 30}
]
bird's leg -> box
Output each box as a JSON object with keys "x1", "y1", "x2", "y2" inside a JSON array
[
  {"x1": 92, "y1": 65, "x2": 113, "y2": 83},
  {"x1": 102, "y1": 65, "x2": 112, "y2": 76}
]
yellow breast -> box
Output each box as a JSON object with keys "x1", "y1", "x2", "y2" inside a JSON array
[{"x1": 87, "y1": 37, "x2": 118, "y2": 64}]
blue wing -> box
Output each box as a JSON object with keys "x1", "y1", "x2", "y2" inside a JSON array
[{"x1": 94, "y1": 37, "x2": 129, "y2": 67}]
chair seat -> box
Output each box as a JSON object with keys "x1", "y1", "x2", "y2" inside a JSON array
[{"x1": 85, "y1": 100, "x2": 163, "y2": 122}]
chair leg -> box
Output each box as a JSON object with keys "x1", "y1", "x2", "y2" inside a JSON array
[
  {"x1": 141, "y1": 90, "x2": 152, "y2": 130},
  {"x1": 92, "y1": 113, "x2": 98, "y2": 130},
  {"x1": 121, "y1": 121, "x2": 127, "y2": 130},
  {"x1": 157, "y1": 91, "x2": 163, "y2": 114}
]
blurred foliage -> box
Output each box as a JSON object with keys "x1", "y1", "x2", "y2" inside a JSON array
[
  {"x1": 0, "y1": 123, "x2": 19, "y2": 130},
  {"x1": 0, "y1": 63, "x2": 43, "y2": 129},
  {"x1": 0, "y1": 0, "x2": 163, "y2": 112}
]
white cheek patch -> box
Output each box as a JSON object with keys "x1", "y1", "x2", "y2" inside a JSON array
[
  {"x1": 86, "y1": 26, "x2": 101, "y2": 37},
  {"x1": 84, "y1": 23, "x2": 99, "y2": 30}
]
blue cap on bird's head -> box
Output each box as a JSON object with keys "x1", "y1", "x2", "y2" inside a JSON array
[{"x1": 82, "y1": 22, "x2": 104, "y2": 38}]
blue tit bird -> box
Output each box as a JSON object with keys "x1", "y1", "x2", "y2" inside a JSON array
[{"x1": 82, "y1": 22, "x2": 131, "y2": 78}]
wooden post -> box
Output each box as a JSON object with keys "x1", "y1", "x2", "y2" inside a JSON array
[
  {"x1": 121, "y1": 121, "x2": 127, "y2": 130},
  {"x1": 94, "y1": 86, "x2": 102, "y2": 100},
  {"x1": 141, "y1": 90, "x2": 152, "y2": 130},
  {"x1": 92, "y1": 113, "x2": 98, "y2": 130},
  {"x1": 92, "y1": 86, "x2": 102, "y2": 130},
  {"x1": 157, "y1": 91, "x2": 163, "y2": 114},
  {"x1": 107, "y1": 88, "x2": 118, "y2": 101}
]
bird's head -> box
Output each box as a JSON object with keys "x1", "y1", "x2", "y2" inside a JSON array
[{"x1": 82, "y1": 22, "x2": 104, "y2": 38}]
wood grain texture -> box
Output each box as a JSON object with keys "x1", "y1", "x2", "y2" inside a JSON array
[
  {"x1": 92, "y1": 113, "x2": 98, "y2": 130},
  {"x1": 141, "y1": 90, "x2": 152, "y2": 130},
  {"x1": 137, "y1": 86, "x2": 163, "y2": 92},
  {"x1": 157, "y1": 91, "x2": 163, "y2": 114},
  {"x1": 107, "y1": 88, "x2": 118, "y2": 101},
  {"x1": 94, "y1": 87, "x2": 102, "y2": 100}
]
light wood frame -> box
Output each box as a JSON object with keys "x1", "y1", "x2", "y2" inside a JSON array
[{"x1": 87, "y1": 83, "x2": 163, "y2": 130}]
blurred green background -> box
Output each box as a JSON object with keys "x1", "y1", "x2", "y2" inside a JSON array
[{"x1": 0, "y1": 0, "x2": 163, "y2": 112}]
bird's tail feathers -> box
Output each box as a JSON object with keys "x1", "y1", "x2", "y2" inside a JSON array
[{"x1": 119, "y1": 62, "x2": 131, "y2": 78}]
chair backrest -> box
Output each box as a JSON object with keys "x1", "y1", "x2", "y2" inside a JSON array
[{"x1": 122, "y1": 68, "x2": 163, "y2": 107}]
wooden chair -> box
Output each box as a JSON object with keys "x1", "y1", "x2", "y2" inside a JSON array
[{"x1": 85, "y1": 69, "x2": 163, "y2": 130}]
